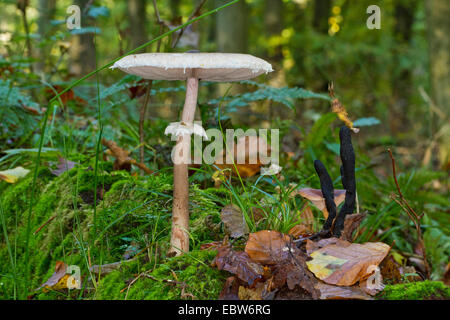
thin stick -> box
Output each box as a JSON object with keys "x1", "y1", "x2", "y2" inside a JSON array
[
  {"x1": 33, "y1": 215, "x2": 56, "y2": 235},
  {"x1": 387, "y1": 148, "x2": 430, "y2": 278}
]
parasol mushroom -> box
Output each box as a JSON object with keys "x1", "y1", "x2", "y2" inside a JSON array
[{"x1": 111, "y1": 52, "x2": 272, "y2": 256}]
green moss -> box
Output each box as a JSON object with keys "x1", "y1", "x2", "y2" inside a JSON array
[
  {"x1": 0, "y1": 164, "x2": 225, "y2": 299},
  {"x1": 378, "y1": 281, "x2": 450, "y2": 300},
  {"x1": 96, "y1": 249, "x2": 227, "y2": 300}
]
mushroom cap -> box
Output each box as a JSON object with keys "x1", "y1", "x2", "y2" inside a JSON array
[{"x1": 111, "y1": 52, "x2": 273, "y2": 81}]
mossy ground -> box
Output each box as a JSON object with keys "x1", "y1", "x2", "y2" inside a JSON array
[
  {"x1": 0, "y1": 163, "x2": 226, "y2": 300},
  {"x1": 1, "y1": 164, "x2": 448, "y2": 300},
  {"x1": 378, "y1": 281, "x2": 450, "y2": 300}
]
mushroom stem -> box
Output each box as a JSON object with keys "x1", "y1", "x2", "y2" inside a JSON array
[{"x1": 169, "y1": 76, "x2": 199, "y2": 256}]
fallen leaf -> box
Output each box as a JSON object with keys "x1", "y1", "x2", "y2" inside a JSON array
[
  {"x1": 219, "y1": 276, "x2": 240, "y2": 300},
  {"x1": 443, "y1": 263, "x2": 450, "y2": 286},
  {"x1": 200, "y1": 241, "x2": 223, "y2": 251},
  {"x1": 315, "y1": 282, "x2": 372, "y2": 300},
  {"x1": 306, "y1": 241, "x2": 390, "y2": 286},
  {"x1": 245, "y1": 230, "x2": 292, "y2": 265},
  {"x1": 379, "y1": 255, "x2": 402, "y2": 284},
  {"x1": 298, "y1": 188, "x2": 346, "y2": 219},
  {"x1": 288, "y1": 224, "x2": 310, "y2": 238},
  {"x1": 238, "y1": 282, "x2": 265, "y2": 300},
  {"x1": 271, "y1": 251, "x2": 320, "y2": 299},
  {"x1": 0, "y1": 166, "x2": 30, "y2": 183},
  {"x1": 36, "y1": 261, "x2": 73, "y2": 291},
  {"x1": 220, "y1": 204, "x2": 249, "y2": 238},
  {"x1": 214, "y1": 135, "x2": 271, "y2": 178},
  {"x1": 341, "y1": 213, "x2": 366, "y2": 241},
  {"x1": 49, "y1": 157, "x2": 77, "y2": 176},
  {"x1": 305, "y1": 237, "x2": 344, "y2": 256},
  {"x1": 213, "y1": 244, "x2": 264, "y2": 286}
]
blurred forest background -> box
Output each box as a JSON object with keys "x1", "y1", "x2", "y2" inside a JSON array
[
  {"x1": 0, "y1": 0, "x2": 449, "y2": 298},
  {"x1": 0, "y1": 0, "x2": 448, "y2": 172}
]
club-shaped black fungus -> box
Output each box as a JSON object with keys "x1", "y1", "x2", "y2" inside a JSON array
[
  {"x1": 333, "y1": 126, "x2": 356, "y2": 237},
  {"x1": 313, "y1": 160, "x2": 336, "y2": 231}
]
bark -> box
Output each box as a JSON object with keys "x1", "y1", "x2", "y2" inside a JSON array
[
  {"x1": 169, "y1": 76, "x2": 199, "y2": 256},
  {"x1": 425, "y1": 0, "x2": 450, "y2": 119},
  {"x1": 390, "y1": 0, "x2": 417, "y2": 133},
  {"x1": 215, "y1": 0, "x2": 248, "y2": 53},
  {"x1": 36, "y1": 0, "x2": 56, "y2": 74},
  {"x1": 127, "y1": 0, "x2": 148, "y2": 50},
  {"x1": 69, "y1": 0, "x2": 96, "y2": 76}
]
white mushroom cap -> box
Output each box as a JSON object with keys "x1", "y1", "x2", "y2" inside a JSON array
[{"x1": 111, "y1": 52, "x2": 273, "y2": 81}]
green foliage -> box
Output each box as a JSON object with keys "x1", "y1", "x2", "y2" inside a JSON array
[
  {"x1": 208, "y1": 80, "x2": 329, "y2": 111},
  {"x1": 0, "y1": 79, "x2": 39, "y2": 144}
]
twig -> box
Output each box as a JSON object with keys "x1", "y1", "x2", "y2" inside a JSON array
[
  {"x1": 387, "y1": 148, "x2": 430, "y2": 278},
  {"x1": 33, "y1": 215, "x2": 56, "y2": 235}
]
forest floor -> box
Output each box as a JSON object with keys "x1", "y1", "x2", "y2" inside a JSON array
[{"x1": 1, "y1": 160, "x2": 448, "y2": 300}]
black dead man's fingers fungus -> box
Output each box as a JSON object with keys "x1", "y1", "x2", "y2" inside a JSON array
[
  {"x1": 333, "y1": 126, "x2": 357, "y2": 237},
  {"x1": 313, "y1": 159, "x2": 337, "y2": 231}
]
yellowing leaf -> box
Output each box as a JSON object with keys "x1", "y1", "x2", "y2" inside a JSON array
[
  {"x1": 307, "y1": 252, "x2": 348, "y2": 279},
  {"x1": 306, "y1": 241, "x2": 390, "y2": 286},
  {"x1": 0, "y1": 166, "x2": 30, "y2": 183},
  {"x1": 328, "y1": 83, "x2": 359, "y2": 133}
]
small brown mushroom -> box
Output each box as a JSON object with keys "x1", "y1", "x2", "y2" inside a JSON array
[{"x1": 112, "y1": 52, "x2": 272, "y2": 256}]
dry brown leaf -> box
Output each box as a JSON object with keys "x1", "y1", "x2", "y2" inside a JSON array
[
  {"x1": 219, "y1": 276, "x2": 240, "y2": 300},
  {"x1": 315, "y1": 282, "x2": 372, "y2": 300},
  {"x1": 305, "y1": 237, "x2": 346, "y2": 256},
  {"x1": 245, "y1": 230, "x2": 292, "y2": 265},
  {"x1": 220, "y1": 204, "x2": 249, "y2": 238},
  {"x1": 288, "y1": 224, "x2": 310, "y2": 238},
  {"x1": 341, "y1": 213, "x2": 366, "y2": 241},
  {"x1": 271, "y1": 252, "x2": 320, "y2": 299},
  {"x1": 213, "y1": 244, "x2": 264, "y2": 286},
  {"x1": 379, "y1": 255, "x2": 402, "y2": 284},
  {"x1": 444, "y1": 263, "x2": 450, "y2": 286},
  {"x1": 298, "y1": 188, "x2": 346, "y2": 219},
  {"x1": 238, "y1": 283, "x2": 264, "y2": 300},
  {"x1": 214, "y1": 136, "x2": 271, "y2": 178},
  {"x1": 306, "y1": 241, "x2": 390, "y2": 286}
]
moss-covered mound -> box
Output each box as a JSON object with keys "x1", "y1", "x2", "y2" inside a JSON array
[
  {"x1": 0, "y1": 164, "x2": 226, "y2": 299},
  {"x1": 95, "y1": 249, "x2": 227, "y2": 300},
  {"x1": 378, "y1": 281, "x2": 450, "y2": 300}
]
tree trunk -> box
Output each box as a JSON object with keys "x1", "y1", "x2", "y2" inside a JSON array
[
  {"x1": 127, "y1": 0, "x2": 147, "y2": 50},
  {"x1": 390, "y1": 1, "x2": 417, "y2": 134},
  {"x1": 264, "y1": 0, "x2": 283, "y2": 60},
  {"x1": 36, "y1": 0, "x2": 56, "y2": 75},
  {"x1": 425, "y1": 0, "x2": 450, "y2": 117},
  {"x1": 313, "y1": 0, "x2": 331, "y2": 34},
  {"x1": 69, "y1": 0, "x2": 96, "y2": 76},
  {"x1": 215, "y1": 0, "x2": 248, "y2": 53}
]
